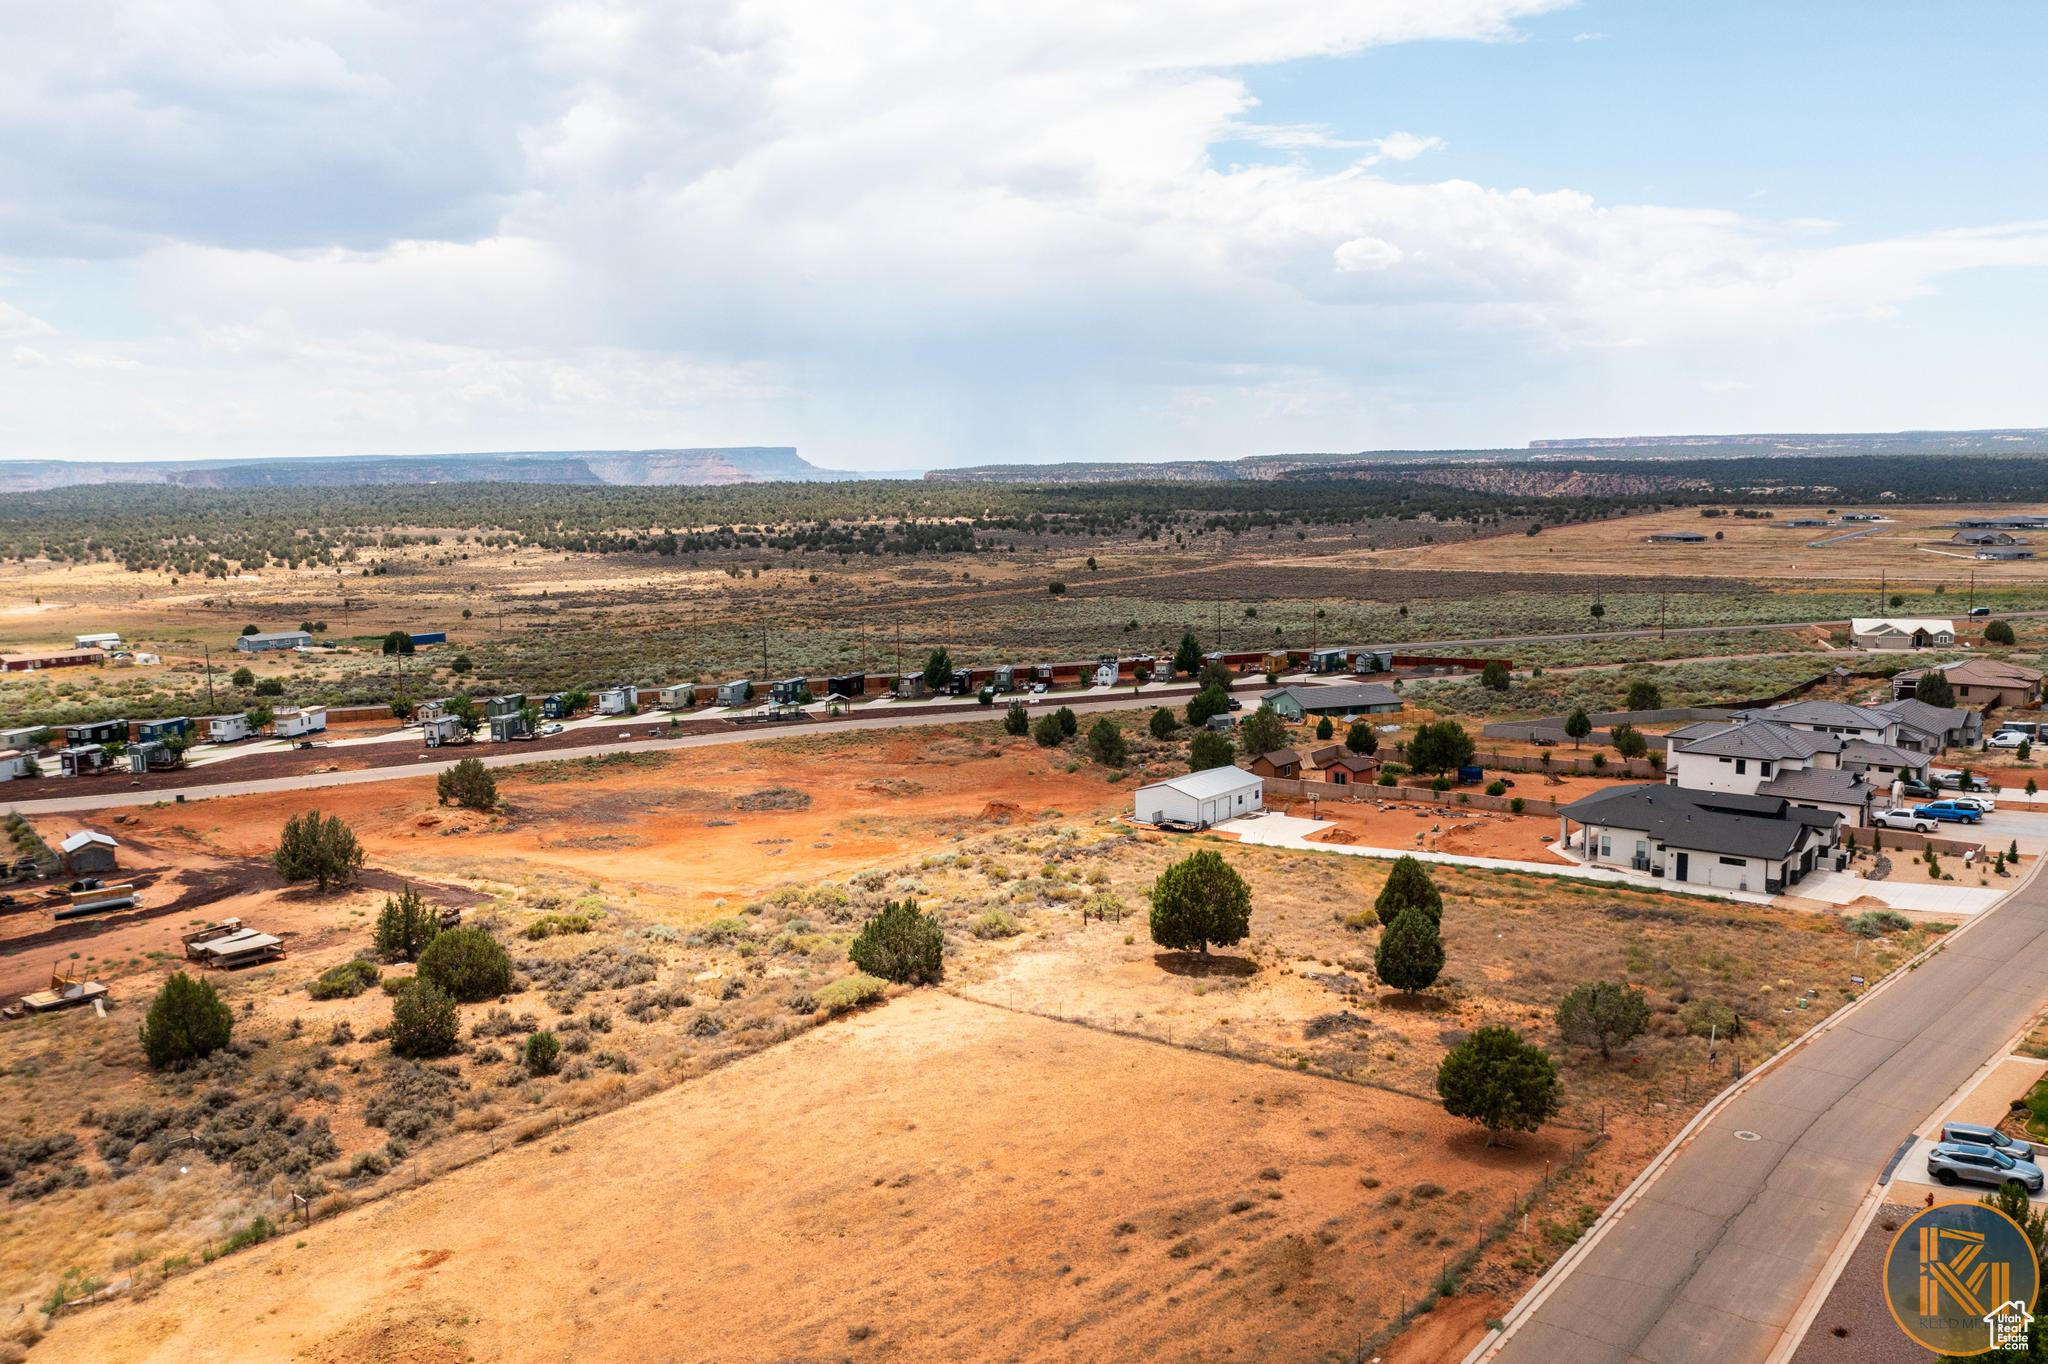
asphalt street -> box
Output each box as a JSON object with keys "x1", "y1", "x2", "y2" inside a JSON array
[{"x1": 1475, "y1": 859, "x2": 2048, "y2": 1364}]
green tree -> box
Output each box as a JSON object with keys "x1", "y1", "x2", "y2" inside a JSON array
[
  {"x1": 389, "y1": 694, "x2": 417, "y2": 722},
  {"x1": 1610, "y1": 723, "x2": 1649, "y2": 761},
  {"x1": 381, "y1": 630, "x2": 415, "y2": 656},
  {"x1": 246, "y1": 704, "x2": 274, "y2": 732},
  {"x1": 1188, "y1": 731, "x2": 1235, "y2": 771},
  {"x1": 922, "y1": 647, "x2": 953, "y2": 691},
  {"x1": 1986, "y1": 619, "x2": 2017, "y2": 646},
  {"x1": 253, "y1": 677, "x2": 285, "y2": 697},
  {"x1": 436, "y1": 755, "x2": 498, "y2": 811},
  {"x1": 1625, "y1": 678, "x2": 1663, "y2": 711},
  {"x1": 450, "y1": 653, "x2": 474, "y2": 675},
  {"x1": 374, "y1": 883, "x2": 442, "y2": 962},
  {"x1": 1915, "y1": 670, "x2": 1956, "y2": 708},
  {"x1": 1346, "y1": 720, "x2": 1377, "y2": 755},
  {"x1": 849, "y1": 899, "x2": 944, "y2": 984},
  {"x1": 272, "y1": 810, "x2": 364, "y2": 891},
  {"x1": 1436, "y1": 1026, "x2": 1560, "y2": 1145},
  {"x1": 139, "y1": 971, "x2": 233, "y2": 1070},
  {"x1": 1239, "y1": 703, "x2": 1288, "y2": 757},
  {"x1": 444, "y1": 693, "x2": 483, "y2": 736},
  {"x1": 1174, "y1": 631, "x2": 1203, "y2": 678},
  {"x1": 1055, "y1": 706, "x2": 1078, "y2": 738},
  {"x1": 1375, "y1": 906, "x2": 1444, "y2": 994},
  {"x1": 1004, "y1": 701, "x2": 1030, "y2": 736},
  {"x1": 240, "y1": 624, "x2": 260, "y2": 636},
  {"x1": 230, "y1": 665, "x2": 255, "y2": 688},
  {"x1": 524, "y1": 1030, "x2": 561, "y2": 1076},
  {"x1": 1375, "y1": 854, "x2": 1443, "y2": 926},
  {"x1": 1197, "y1": 661, "x2": 1235, "y2": 693},
  {"x1": 417, "y1": 926, "x2": 515, "y2": 1003},
  {"x1": 1480, "y1": 660, "x2": 1511, "y2": 692},
  {"x1": 1147, "y1": 849, "x2": 1251, "y2": 956},
  {"x1": 389, "y1": 980, "x2": 459, "y2": 1059},
  {"x1": 1563, "y1": 707, "x2": 1593, "y2": 749},
  {"x1": 1148, "y1": 707, "x2": 1177, "y2": 740},
  {"x1": 1406, "y1": 719, "x2": 1476, "y2": 775},
  {"x1": 1185, "y1": 684, "x2": 1232, "y2": 727},
  {"x1": 1310, "y1": 715, "x2": 1332, "y2": 741},
  {"x1": 1555, "y1": 980, "x2": 1650, "y2": 1061},
  {"x1": 1032, "y1": 713, "x2": 1064, "y2": 747},
  {"x1": 1087, "y1": 718, "x2": 1127, "y2": 766}
]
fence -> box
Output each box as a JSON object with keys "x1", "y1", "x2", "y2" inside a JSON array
[
  {"x1": 1261, "y1": 775, "x2": 1569, "y2": 818},
  {"x1": 1382, "y1": 743, "x2": 1662, "y2": 780}
]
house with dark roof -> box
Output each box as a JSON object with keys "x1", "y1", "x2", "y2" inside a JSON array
[
  {"x1": 1837, "y1": 739, "x2": 1931, "y2": 786},
  {"x1": 1260, "y1": 683, "x2": 1402, "y2": 722},
  {"x1": 1247, "y1": 749, "x2": 1303, "y2": 780},
  {"x1": 1664, "y1": 719, "x2": 1838, "y2": 796},
  {"x1": 1754, "y1": 766, "x2": 1876, "y2": 829},
  {"x1": 1874, "y1": 697, "x2": 1980, "y2": 752},
  {"x1": 1742, "y1": 700, "x2": 1900, "y2": 745},
  {"x1": 1558, "y1": 785, "x2": 1841, "y2": 896}
]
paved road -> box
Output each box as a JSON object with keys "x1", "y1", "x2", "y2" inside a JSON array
[
  {"x1": 1476, "y1": 862, "x2": 2048, "y2": 1364},
  {"x1": 0, "y1": 689, "x2": 1192, "y2": 815}
]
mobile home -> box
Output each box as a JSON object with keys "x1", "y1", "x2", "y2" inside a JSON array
[
  {"x1": 0, "y1": 749, "x2": 31, "y2": 781},
  {"x1": 273, "y1": 706, "x2": 328, "y2": 739},
  {"x1": 64, "y1": 719, "x2": 126, "y2": 748},
  {"x1": 0, "y1": 726, "x2": 46, "y2": 751},
  {"x1": 74, "y1": 632, "x2": 121, "y2": 650},
  {"x1": 234, "y1": 630, "x2": 310, "y2": 653},
  {"x1": 206, "y1": 714, "x2": 252, "y2": 743}
]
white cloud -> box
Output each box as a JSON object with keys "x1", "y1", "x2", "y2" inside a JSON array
[{"x1": 0, "y1": 0, "x2": 2044, "y2": 465}]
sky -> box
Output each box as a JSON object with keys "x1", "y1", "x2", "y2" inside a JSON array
[{"x1": 2, "y1": 0, "x2": 2045, "y2": 471}]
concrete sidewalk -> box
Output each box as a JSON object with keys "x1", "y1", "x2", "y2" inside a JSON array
[{"x1": 1211, "y1": 812, "x2": 1776, "y2": 905}]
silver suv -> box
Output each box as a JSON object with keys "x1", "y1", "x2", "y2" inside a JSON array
[
  {"x1": 1941, "y1": 1122, "x2": 2036, "y2": 1160},
  {"x1": 1927, "y1": 1140, "x2": 2045, "y2": 1193}
]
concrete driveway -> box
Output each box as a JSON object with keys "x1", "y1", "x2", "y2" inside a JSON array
[
  {"x1": 1472, "y1": 859, "x2": 2048, "y2": 1364},
  {"x1": 1792, "y1": 870, "x2": 2006, "y2": 916}
]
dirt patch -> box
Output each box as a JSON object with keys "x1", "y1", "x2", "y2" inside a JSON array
[{"x1": 35, "y1": 992, "x2": 1561, "y2": 1364}]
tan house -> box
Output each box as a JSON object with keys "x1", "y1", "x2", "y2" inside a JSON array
[
  {"x1": 1891, "y1": 658, "x2": 2045, "y2": 708},
  {"x1": 1247, "y1": 748, "x2": 1304, "y2": 780},
  {"x1": 1849, "y1": 618, "x2": 1955, "y2": 650}
]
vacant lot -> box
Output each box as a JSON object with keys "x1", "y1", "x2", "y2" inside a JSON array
[{"x1": 35, "y1": 991, "x2": 1570, "y2": 1364}]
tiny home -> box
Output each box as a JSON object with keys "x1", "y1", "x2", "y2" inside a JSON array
[
  {"x1": 716, "y1": 679, "x2": 752, "y2": 708},
  {"x1": 206, "y1": 714, "x2": 252, "y2": 743},
  {"x1": 596, "y1": 684, "x2": 638, "y2": 715},
  {"x1": 540, "y1": 693, "x2": 573, "y2": 719},
  {"x1": 1308, "y1": 648, "x2": 1351, "y2": 674},
  {"x1": 125, "y1": 741, "x2": 176, "y2": 773},
  {"x1": 489, "y1": 713, "x2": 530, "y2": 743},
  {"x1": 59, "y1": 830, "x2": 118, "y2": 875},
  {"x1": 135, "y1": 716, "x2": 190, "y2": 743},
  {"x1": 658, "y1": 684, "x2": 695, "y2": 710},
  {"x1": 990, "y1": 665, "x2": 1014, "y2": 694},
  {"x1": 273, "y1": 706, "x2": 328, "y2": 738},
  {"x1": 417, "y1": 698, "x2": 449, "y2": 722},
  {"x1": 422, "y1": 714, "x2": 466, "y2": 747},
  {"x1": 896, "y1": 674, "x2": 927, "y2": 699},
  {"x1": 827, "y1": 673, "x2": 866, "y2": 699},
  {"x1": 1261, "y1": 650, "x2": 1291, "y2": 675},
  {"x1": 485, "y1": 693, "x2": 527, "y2": 719},
  {"x1": 769, "y1": 677, "x2": 809, "y2": 705},
  {"x1": 947, "y1": 669, "x2": 975, "y2": 696},
  {"x1": 0, "y1": 749, "x2": 28, "y2": 780},
  {"x1": 57, "y1": 747, "x2": 111, "y2": 777},
  {"x1": 1090, "y1": 659, "x2": 1118, "y2": 687},
  {"x1": 0, "y1": 726, "x2": 45, "y2": 751},
  {"x1": 65, "y1": 719, "x2": 126, "y2": 748},
  {"x1": 1034, "y1": 663, "x2": 1055, "y2": 684}
]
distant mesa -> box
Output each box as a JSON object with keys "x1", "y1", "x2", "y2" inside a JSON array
[{"x1": 0, "y1": 447, "x2": 881, "y2": 492}]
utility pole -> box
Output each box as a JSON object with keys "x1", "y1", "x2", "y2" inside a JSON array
[
  {"x1": 1659, "y1": 593, "x2": 1667, "y2": 641},
  {"x1": 761, "y1": 623, "x2": 769, "y2": 680},
  {"x1": 1970, "y1": 570, "x2": 1977, "y2": 613},
  {"x1": 895, "y1": 622, "x2": 902, "y2": 678},
  {"x1": 1878, "y1": 571, "x2": 1885, "y2": 615},
  {"x1": 202, "y1": 643, "x2": 216, "y2": 713}
]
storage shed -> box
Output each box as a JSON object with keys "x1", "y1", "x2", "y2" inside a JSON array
[
  {"x1": 59, "y1": 830, "x2": 118, "y2": 875},
  {"x1": 1132, "y1": 768, "x2": 1264, "y2": 828}
]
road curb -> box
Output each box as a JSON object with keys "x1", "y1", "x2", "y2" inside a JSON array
[{"x1": 1462, "y1": 852, "x2": 2045, "y2": 1364}]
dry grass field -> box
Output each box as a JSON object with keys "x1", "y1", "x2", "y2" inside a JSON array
[{"x1": 0, "y1": 713, "x2": 1953, "y2": 1362}]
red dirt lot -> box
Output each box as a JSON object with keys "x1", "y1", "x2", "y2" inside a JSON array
[{"x1": 37, "y1": 992, "x2": 1568, "y2": 1364}]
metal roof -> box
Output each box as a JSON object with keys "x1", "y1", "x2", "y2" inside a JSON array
[
  {"x1": 59, "y1": 830, "x2": 116, "y2": 852},
  {"x1": 1559, "y1": 784, "x2": 1837, "y2": 861},
  {"x1": 1136, "y1": 767, "x2": 1264, "y2": 802},
  {"x1": 1262, "y1": 683, "x2": 1402, "y2": 712}
]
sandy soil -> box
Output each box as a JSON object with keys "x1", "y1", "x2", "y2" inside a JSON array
[
  {"x1": 1295, "y1": 800, "x2": 1576, "y2": 865},
  {"x1": 35, "y1": 991, "x2": 1566, "y2": 1364}
]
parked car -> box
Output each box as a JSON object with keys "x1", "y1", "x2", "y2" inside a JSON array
[
  {"x1": 1943, "y1": 773, "x2": 1995, "y2": 793},
  {"x1": 1029, "y1": 683, "x2": 1049, "y2": 695},
  {"x1": 1227, "y1": 696, "x2": 1244, "y2": 711},
  {"x1": 1873, "y1": 808, "x2": 1937, "y2": 833},
  {"x1": 1989, "y1": 731, "x2": 2030, "y2": 749},
  {"x1": 1896, "y1": 779, "x2": 1937, "y2": 801},
  {"x1": 1948, "y1": 792, "x2": 1998, "y2": 812},
  {"x1": 1941, "y1": 1121, "x2": 2036, "y2": 1160},
  {"x1": 1914, "y1": 801, "x2": 1985, "y2": 824},
  {"x1": 539, "y1": 723, "x2": 565, "y2": 736},
  {"x1": 1927, "y1": 1141, "x2": 2045, "y2": 1193}
]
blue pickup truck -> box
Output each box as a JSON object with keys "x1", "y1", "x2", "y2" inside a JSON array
[{"x1": 1914, "y1": 801, "x2": 1985, "y2": 824}]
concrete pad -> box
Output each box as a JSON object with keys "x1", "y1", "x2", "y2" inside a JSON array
[{"x1": 1792, "y1": 869, "x2": 2005, "y2": 915}]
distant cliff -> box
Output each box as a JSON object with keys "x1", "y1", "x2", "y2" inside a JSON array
[{"x1": 0, "y1": 447, "x2": 861, "y2": 491}]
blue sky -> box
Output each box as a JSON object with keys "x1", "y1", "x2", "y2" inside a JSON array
[{"x1": 0, "y1": 0, "x2": 2044, "y2": 468}]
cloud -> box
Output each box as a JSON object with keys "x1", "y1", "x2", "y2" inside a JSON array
[{"x1": 0, "y1": 0, "x2": 2045, "y2": 465}]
